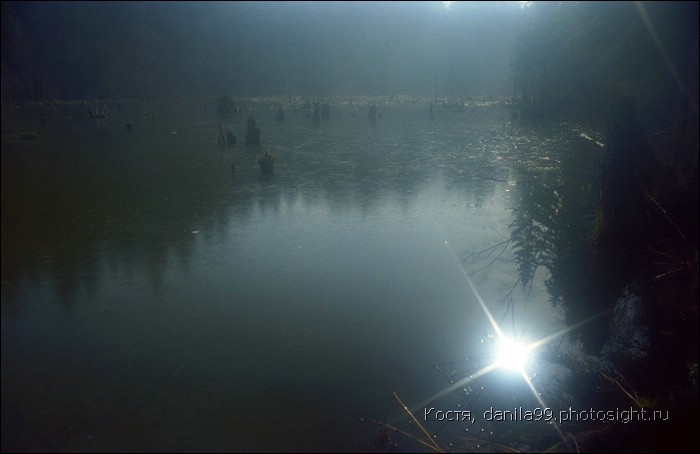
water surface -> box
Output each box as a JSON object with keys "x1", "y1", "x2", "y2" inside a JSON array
[{"x1": 2, "y1": 100, "x2": 582, "y2": 451}]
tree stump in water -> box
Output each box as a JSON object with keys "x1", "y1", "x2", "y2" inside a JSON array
[{"x1": 258, "y1": 151, "x2": 274, "y2": 175}]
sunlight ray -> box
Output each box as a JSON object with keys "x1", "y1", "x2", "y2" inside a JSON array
[{"x1": 411, "y1": 362, "x2": 499, "y2": 417}]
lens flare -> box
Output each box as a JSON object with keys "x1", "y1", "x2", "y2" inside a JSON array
[{"x1": 496, "y1": 337, "x2": 530, "y2": 371}]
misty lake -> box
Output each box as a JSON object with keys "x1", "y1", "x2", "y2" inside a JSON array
[{"x1": 2, "y1": 98, "x2": 597, "y2": 452}]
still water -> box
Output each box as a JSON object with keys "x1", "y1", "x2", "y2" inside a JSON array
[{"x1": 2, "y1": 99, "x2": 589, "y2": 451}]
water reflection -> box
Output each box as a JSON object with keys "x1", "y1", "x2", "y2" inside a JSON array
[
  {"x1": 3, "y1": 100, "x2": 578, "y2": 451},
  {"x1": 505, "y1": 132, "x2": 609, "y2": 353}
]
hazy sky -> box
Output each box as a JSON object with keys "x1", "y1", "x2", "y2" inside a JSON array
[{"x1": 5, "y1": 1, "x2": 523, "y2": 98}]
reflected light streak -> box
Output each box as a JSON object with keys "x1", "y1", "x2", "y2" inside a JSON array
[
  {"x1": 520, "y1": 370, "x2": 570, "y2": 444},
  {"x1": 413, "y1": 363, "x2": 499, "y2": 414},
  {"x1": 635, "y1": 1, "x2": 698, "y2": 115}
]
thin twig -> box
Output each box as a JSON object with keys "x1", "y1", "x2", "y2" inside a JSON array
[
  {"x1": 567, "y1": 432, "x2": 580, "y2": 453},
  {"x1": 469, "y1": 239, "x2": 513, "y2": 276},
  {"x1": 173, "y1": 362, "x2": 186, "y2": 379},
  {"x1": 361, "y1": 419, "x2": 442, "y2": 453},
  {"x1": 457, "y1": 434, "x2": 522, "y2": 453},
  {"x1": 600, "y1": 372, "x2": 643, "y2": 408},
  {"x1": 464, "y1": 238, "x2": 511, "y2": 262},
  {"x1": 393, "y1": 392, "x2": 443, "y2": 453},
  {"x1": 655, "y1": 267, "x2": 686, "y2": 280},
  {"x1": 642, "y1": 190, "x2": 686, "y2": 241}
]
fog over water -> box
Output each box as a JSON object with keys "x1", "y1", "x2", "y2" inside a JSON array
[
  {"x1": 2, "y1": 1, "x2": 698, "y2": 453},
  {"x1": 2, "y1": 1, "x2": 518, "y2": 99}
]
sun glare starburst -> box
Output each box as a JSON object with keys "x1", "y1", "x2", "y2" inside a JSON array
[
  {"x1": 495, "y1": 337, "x2": 530, "y2": 372},
  {"x1": 413, "y1": 216, "x2": 613, "y2": 451}
]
